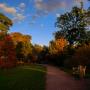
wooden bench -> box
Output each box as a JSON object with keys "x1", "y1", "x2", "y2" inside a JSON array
[
  {"x1": 72, "y1": 65, "x2": 86, "y2": 78},
  {"x1": 72, "y1": 67, "x2": 79, "y2": 75}
]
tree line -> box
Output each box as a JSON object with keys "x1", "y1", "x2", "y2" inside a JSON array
[{"x1": 0, "y1": 2, "x2": 90, "y2": 70}]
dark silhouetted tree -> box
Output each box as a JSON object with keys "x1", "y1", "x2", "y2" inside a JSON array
[{"x1": 55, "y1": 5, "x2": 90, "y2": 45}]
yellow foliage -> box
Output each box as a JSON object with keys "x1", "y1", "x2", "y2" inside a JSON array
[
  {"x1": 49, "y1": 38, "x2": 68, "y2": 54},
  {"x1": 10, "y1": 32, "x2": 31, "y2": 45}
]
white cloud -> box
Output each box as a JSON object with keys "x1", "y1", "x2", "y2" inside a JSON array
[
  {"x1": 19, "y1": 3, "x2": 26, "y2": 9},
  {"x1": 13, "y1": 2, "x2": 26, "y2": 23},
  {"x1": 16, "y1": 3, "x2": 26, "y2": 13},
  {"x1": 34, "y1": 0, "x2": 66, "y2": 12},
  {"x1": 56, "y1": 13, "x2": 60, "y2": 17},
  {"x1": 33, "y1": 0, "x2": 67, "y2": 19},
  {"x1": 0, "y1": 3, "x2": 16, "y2": 14},
  {"x1": 13, "y1": 13, "x2": 25, "y2": 23},
  {"x1": 0, "y1": 3, "x2": 27, "y2": 23},
  {"x1": 30, "y1": 0, "x2": 67, "y2": 23}
]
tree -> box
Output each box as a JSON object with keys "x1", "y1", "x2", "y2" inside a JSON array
[
  {"x1": 0, "y1": 13, "x2": 12, "y2": 33},
  {"x1": 49, "y1": 38, "x2": 67, "y2": 55},
  {"x1": 10, "y1": 32, "x2": 32, "y2": 62},
  {"x1": 32, "y1": 44, "x2": 43, "y2": 63},
  {"x1": 48, "y1": 37, "x2": 68, "y2": 66},
  {"x1": 71, "y1": 44, "x2": 90, "y2": 67},
  {"x1": 0, "y1": 34, "x2": 16, "y2": 68},
  {"x1": 15, "y1": 42, "x2": 24, "y2": 60},
  {"x1": 38, "y1": 46, "x2": 49, "y2": 64},
  {"x1": 0, "y1": 13, "x2": 16, "y2": 68},
  {"x1": 86, "y1": 6, "x2": 90, "y2": 25},
  {"x1": 55, "y1": 5, "x2": 90, "y2": 45},
  {"x1": 33, "y1": 44, "x2": 43, "y2": 55},
  {"x1": 10, "y1": 32, "x2": 31, "y2": 45}
]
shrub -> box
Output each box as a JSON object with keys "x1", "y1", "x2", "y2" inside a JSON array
[
  {"x1": 0, "y1": 34, "x2": 16, "y2": 68},
  {"x1": 71, "y1": 44, "x2": 90, "y2": 67}
]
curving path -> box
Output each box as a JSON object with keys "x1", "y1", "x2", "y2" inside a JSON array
[{"x1": 46, "y1": 65, "x2": 89, "y2": 90}]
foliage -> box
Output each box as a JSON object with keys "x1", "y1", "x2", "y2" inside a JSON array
[
  {"x1": 55, "y1": 6, "x2": 90, "y2": 45},
  {"x1": 38, "y1": 46, "x2": 49, "y2": 64},
  {"x1": 48, "y1": 37, "x2": 68, "y2": 66},
  {"x1": 10, "y1": 32, "x2": 32, "y2": 62},
  {"x1": 10, "y1": 32, "x2": 31, "y2": 45},
  {"x1": 0, "y1": 13, "x2": 16, "y2": 68},
  {"x1": 49, "y1": 37, "x2": 68, "y2": 55},
  {"x1": 33, "y1": 44, "x2": 43, "y2": 54},
  {"x1": 0, "y1": 34, "x2": 16, "y2": 68},
  {"x1": 86, "y1": 31, "x2": 90, "y2": 43},
  {"x1": 32, "y1": 44, "x2": 43, "y2": 63},
  {"x1": 0, "y1": 13, "x2": 12, "y2": 33},
  {"x1": 15, "y1": 42, "x2": 24, "y2": 61},
  {"x1": 71, "y1": 44, "x2": 90, "y2": 66}
]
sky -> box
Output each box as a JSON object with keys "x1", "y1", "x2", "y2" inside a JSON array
[{"x1": 0, "y1": 0, "x2": 90, "y2": 46}]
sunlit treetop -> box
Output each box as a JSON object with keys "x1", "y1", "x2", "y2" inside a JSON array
[{"x1": 0, "y1": 13, "x2": 12, "y2": 32}]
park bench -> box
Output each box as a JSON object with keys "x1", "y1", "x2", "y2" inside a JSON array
[
  {"x1": 72, "y1": 67, "x2": 79, "y2": 75},
  {"x1": 72, "y1": 65, "x2": 86, "y2": 78}
]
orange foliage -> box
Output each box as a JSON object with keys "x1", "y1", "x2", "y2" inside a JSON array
[
  {"x1": 10, "y1": 32, "x2": 31, "y2": 45},
  {"x1": 49, "y1": 38, "x2": 68, "y2": 54}
]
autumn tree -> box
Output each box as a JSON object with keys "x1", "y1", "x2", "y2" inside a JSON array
[
  {"x1": 49, "y1": 38, "x2": 67, "y2": 55},
  {"x1": 0, "y1": 13, "x2": 16, "y2": 68},
  {"x1": 10, "y1": 32, "x2": 32, "y2": 62},
  {"x1": 32, "y1": 44, "x2": 43, "y2": 63},
  {"x1": 49, "y1": 37, "x2": 68, "y2": 66},
  {"x1": 0, "y1": 34, "x2": 16, "y2": 68},
  {"x1": 10, "y1": 32, "x2": 31, "y2": 45}
]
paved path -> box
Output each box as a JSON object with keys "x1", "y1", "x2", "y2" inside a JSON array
[{"x1": 46, "y1": 65, "x2": 89, "y2": 90}]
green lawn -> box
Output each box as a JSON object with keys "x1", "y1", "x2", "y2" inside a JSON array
[{"x1": 0, "y1": 64, "x2": 46, "y2": 90}]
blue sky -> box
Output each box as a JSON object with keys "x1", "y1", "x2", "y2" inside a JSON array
[{"x1": 0, "y1": 0, "x2": 90, "y2": 46}]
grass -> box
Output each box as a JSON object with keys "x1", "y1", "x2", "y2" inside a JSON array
[{"x1": 0, "y1": 64, "x2": 46, "y2": 90}]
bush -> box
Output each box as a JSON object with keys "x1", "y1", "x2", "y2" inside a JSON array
[
  {"x1": 71, "y1": 44, "x2": 90, "y2": 67},
  {"x1": 0, "y1": 34, "x2": 16, "y2": 68}
]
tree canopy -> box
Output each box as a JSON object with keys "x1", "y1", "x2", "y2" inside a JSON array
[
  {"x1": 0, "y1": 13, "x2": 12, "y2": 33},
  {"x1": 49, "y1": 37, "x2": 67, "y2": 55},
  {"x1": 55, "y1": 6, "x2": 90, "y2": 45}
]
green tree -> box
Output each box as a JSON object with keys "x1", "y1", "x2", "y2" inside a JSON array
[
  {"x1": 0, "y1": 13, "x2": 12, "y2": 33},
  {"x1": 32, "y1": 44, "x2": 43, "y2": 57},
  {"x1": 15, "y1": 42, "x2": 24, "y2": 60},
  {"x1": 55, "y1": 6, "x2": 90, "y2": 45},
  {"x1": 38, "y1": 46, "x2": 49, "y2": 63}
]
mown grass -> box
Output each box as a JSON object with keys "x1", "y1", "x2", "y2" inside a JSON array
[{"x1": 0, "y1": 64, "x2": 46, "y2": 90}]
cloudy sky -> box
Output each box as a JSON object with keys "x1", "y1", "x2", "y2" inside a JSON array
[{"x1": 0, "y1": 0, "x2": 90, "y2": 45}]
